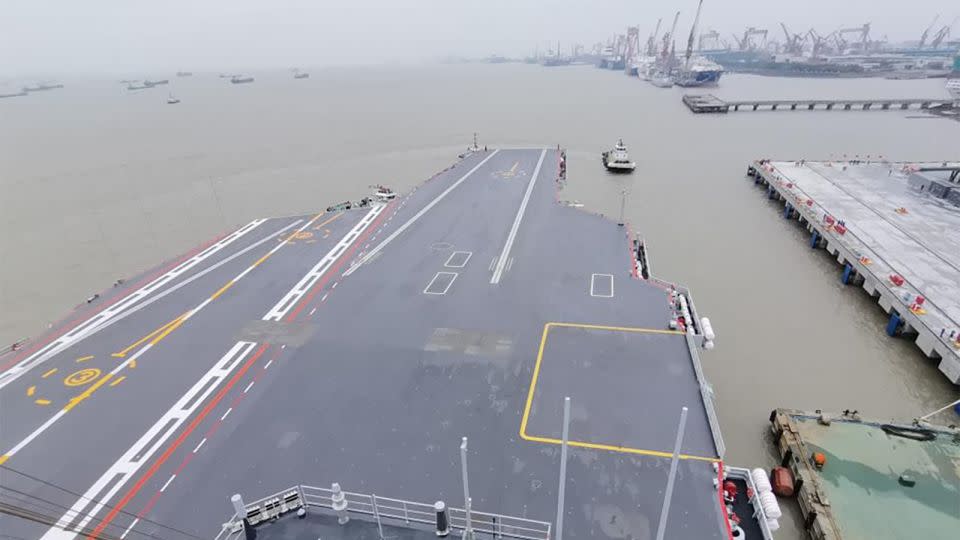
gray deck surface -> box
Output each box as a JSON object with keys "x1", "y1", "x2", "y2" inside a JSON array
[{"x1": 0, "y1": 149, "x2": 725, "y2": 540}]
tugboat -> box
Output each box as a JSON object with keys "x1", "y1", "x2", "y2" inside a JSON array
[
  {"x1": 602, "y1": 140, "x2": 636, "y2": 172},
  {"x1": 230, "y1": 75, "x2": 255, "y2": 84},
  {"x1": 167, "y1": 93, "x2": 180, "y2": 105},
  {"x1": 372, "y1": 185, "x2": 397, "y2": 202}
]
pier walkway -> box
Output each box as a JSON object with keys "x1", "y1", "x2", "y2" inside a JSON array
[
  {"x1": 748, "y1": 160, "x2": 960, "y2": 384},
  {"x1": 684, "y1": 94, "x2": 957, "y2": 114}
]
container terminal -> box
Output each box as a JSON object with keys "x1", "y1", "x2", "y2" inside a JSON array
[
  {"x1": 747, "y1": 160, "x2": 960, "y2": 384},
  {"x1": 769, "y1": 408, "x2": 960, "y2": 540},
  {"x1": 0, "y1": 149, "x2": 783, "y2": 540}
]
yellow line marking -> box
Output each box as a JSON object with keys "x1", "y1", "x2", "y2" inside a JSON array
[
  {"x1": 510, "y1": 161, "x2": 519, "y2": 174},
  {"x1": 0, "y1": 455, "x2": 8, "y2": 466},
  {"x1": 149, "y1": 315, "x2": 187, "y2": 346},
  {"x1": 34, "y1": 399, "x2": 52, "y2": 406},
  {"x1": 64, "y1": 368, "x2": 101, "y2": 387},
  {"x1": 209, "y1": 280, "x2": 236, "y2": 301},
  {"x1": 41, "y1": 368, "x2": 58, "y2": 379},
  {"x1": 26, "y1": 386, "x2": 35, "y2": 397},
  {"x1": 76, "y1": 355, "x2": 94, "y2": 363},
  {"x1": 63, "y1": 373, "x2": 113, "y2": 412},
  {"x1": 519, "y1": 322, "x2": 716, "y2": 462},
  {"x1": 112, "y1": 314, "x2": 186, "y2": 357},
  {"x1": 109, "y1": 376, "x2": 126, "y2": 387}
]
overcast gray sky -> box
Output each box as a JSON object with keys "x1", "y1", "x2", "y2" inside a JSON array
[{"x1": 2, "y1": 0, "x2": 957, "y2": 75}]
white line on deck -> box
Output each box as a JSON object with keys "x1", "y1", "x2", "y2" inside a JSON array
[
  {"x1": 321, "y1": 293, "x2": 328, "y2": 302},
  {"x1": 506, "y1": 257, "x2": 514, "y2": 272},
  {"x1": 221, "y1": 407, "x2": 232, "y2": 421},
  {"x1": 309, "y1": 307, "x2": 317, "y2": 315},
  {"x1": 264, "y1": 360, "x2": 273, "y2": 370},
  {"x1": 0, "y1": 217, "x2": 280, "y2": 390},
  {"x1": 489, "y1": 257, "x2": 497, "y2": 271},
  {"x1": 160, "y1": 474, "x2": 176, "y2": 493},
  {"x1": 491, "y1": 149, "x2": 546, "y2": 284},
  {"x1": 444, "y1": 251, "x2": 473, "y2": 268},
  {"x1": 590, "y1": 273, "x2": 615, "y2": 298},
  {"x1": 243, "y1": 381, "x2": 255, "y2": 394},
  {"x1": 423, "y1": 272, "x2": 458, "y2": 295},
  {"x1": 332, "y1": 282, "x2": 338, "y2": 289},
  {"x1": 120, "y1": 518, "x2": 139, "y2": 539},
  {"x1": 344, "y1": 150, "x2": 500, "y2": 276},
  {"x1": 193, "y1": 438, "x2": 207, "y2": 453}
]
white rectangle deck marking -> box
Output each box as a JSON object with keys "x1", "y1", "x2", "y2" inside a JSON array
[
  {"x1": 444, "y1": 251, "x2": 473, "y2": 268},
  {"x1": 424, "y1": 272, "x2": 458, "y2": 295},
  {"x1": 590, "y1": 274, "x2": 615, "y2": 298},
  {"x1": 0, "y1": 218, "x2": 273, "y2": 389},
  {"x1": 491, "y1": 149, "x2": 547, "y2": 284},
  {"x1": 38, "y1": 341, "x2": 257, "y2": 540},
  {"x1": 344, "y1": 150, "x2": 500, "y2": 276},
  {"x1": 263, "y1": 206, "x2": 384, "y2": 321}
]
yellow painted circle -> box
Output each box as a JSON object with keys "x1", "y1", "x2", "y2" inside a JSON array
[
  {"x1": 64, "y1": 368, "x2": 101, "y2": 387},
  {"x1": 293, "y1": 231, "x2": 314, "y2": 240}
]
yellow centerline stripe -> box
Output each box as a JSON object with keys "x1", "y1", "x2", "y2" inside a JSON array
[
  {"x1": 63, "y1": 373, "x2": 114, "y2": 412},
  {"x1": 111, "y1": 314, "x2": 187, "y2": 358},
  {"x1": 76, "y1": 355, "x2": 94, "y2": 363},
  {"x1": 41, "y1": 368, "x2": 58, "y2": 379},
  {"x1": 109, "y1": 376, "x2": 126, "y2": 387},
  {"x1": 547, "y1": 321, "x2": 684, "y2": 335}
]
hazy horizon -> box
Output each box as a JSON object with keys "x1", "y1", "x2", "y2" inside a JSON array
[{"x1": 2, "y1": 0, "x2": 958, "y2": 77}]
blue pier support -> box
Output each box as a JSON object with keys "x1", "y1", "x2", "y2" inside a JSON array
[
  {"x1": 886, "y1": 311, "x2": 902, "y2": 337},
  {"x1": 810, "y1": 230, "x2": 820, "y2": 248},
  {"x1": 841, "y1": 263, "x2": 854, "y2": 284},
  {"x1": 767, "y1": 186, "x2": 775, "y2": 199},
  {"x1": 783, "y1": 203, "x2": 793, "y2": 219}
]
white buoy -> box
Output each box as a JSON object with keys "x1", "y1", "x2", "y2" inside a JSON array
[
  {"x1": 751, "y1": 468, "x2": 772, "y2": 494},
  {"x1": 759, "y1": 491, "x2": 782, "y2": 519}
]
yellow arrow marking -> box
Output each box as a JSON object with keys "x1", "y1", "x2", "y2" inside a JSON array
[
  {"x1": 26, "y1": 386, "x2": 35, "y2": 397},
  {"x1": 76, "y1": 355, "x2": 94, "y2": 363},
  {"x1": 41, "y1": 368, "x2": 58, "y2": 379},
  {"x1": 109, "y1": 376, "x2": 126, "y2": 387}
]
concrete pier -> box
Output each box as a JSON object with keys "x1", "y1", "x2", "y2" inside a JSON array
[
  {"x1": 748, "y1": 159, "x2": 960, "y2": 384},
  {"x1": 685, "y1": 94, "x2": 956, "y2": 114}
]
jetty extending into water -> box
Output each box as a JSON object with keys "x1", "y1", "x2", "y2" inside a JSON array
[
  {"x1": 747, "y1": 160, "x2": 960, "y2": 384},
  {"x1": 684, "y1": 94, "x2": 957, "y2": 113}
]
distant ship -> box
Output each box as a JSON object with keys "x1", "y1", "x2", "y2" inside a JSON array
[
  {"x1": 947, "y1": 78, "x2": 960, "y2": 101},
  {"x1": 143, "y1": 79, "x2": 169, "y2": 88},
  {"x1": 176, "y1": 71, "x2": 193, "y2": 77},
  {"x1": 167, "y1": 93, "x2": 180, "y2": 105},
  {"x1": 293, "y1": 71, "x2": 310, "y2": 79},
  {"x1": 650, "y1": 71, "x2": 674, "y2": 88},
  {"x1": 22, "y1": 83, "x2": 64, "y2": 92},
  {"x1": 231, "y1": 75, "x2": 255, "y2": 84},
  {"x1": 1, "y1": 90, "x2": 27, "y2": 99},
  {"x1": 602, "y1": 139, "x2": 636, "y2": 172},
  {"x1": 675, "y1": 56, "x2": 724, "y2": 87}
]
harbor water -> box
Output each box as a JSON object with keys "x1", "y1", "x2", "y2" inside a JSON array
[{"x1": 2, "y1": 64, "x2": 958, "y2": 538}]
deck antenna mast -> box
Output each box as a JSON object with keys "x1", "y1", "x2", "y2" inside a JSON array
[{"x1": 685, "y1": 0, "x2": 704, "y2": 69}]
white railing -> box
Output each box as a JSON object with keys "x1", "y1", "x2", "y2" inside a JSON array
[{"x1": 217, "y1": 484, "x2": 551, "y2": 540}]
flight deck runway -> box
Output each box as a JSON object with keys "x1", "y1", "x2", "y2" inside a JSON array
[{"x1": 0, "y1": 149, "x2": 727, "y2": 540}]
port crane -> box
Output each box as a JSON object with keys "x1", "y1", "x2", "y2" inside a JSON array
[
  {"x1": 918, "y1": 15, "x2": 939, "y2": 49},
  {"x1": 646, "y1": 18, "x2": 662, "y2": 56},
  {"x1": 807, "y1": 29, "x2": 834, "y2": 58},
  {"x1": 833, "y1": 23, "x2": 871, "y2": 53},
  {"x1": 625, "y1": 26, "x2": 641, "y2": 72},
  {"x1": 929, "y1": 18, "x2": 956, "y2": 49},
  {"x1": 683, "y1": 0, "x2": 704, "y2": 69},
  {"x1": 780, "y1": 23, "x2": 806, "y2": 55},
  {"x1": 661, "y1": 11, "x2": 681, "y2": 59},
  {"x1": 698, "y1": 29, "x2": 721, "y2": 50},
  {"x1": 732, "y1": 27, "x2": 767, "y2": 51}
]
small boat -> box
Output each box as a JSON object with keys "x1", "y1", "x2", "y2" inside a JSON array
[
  {"x1": 650, "y1": 71, "x2": 674, "y2": 88},
  {"x1": 144, "y1": 79, "x2": 169, "y2": 88},
  {"x1": 167, "y1": 93, "x2": 180, "y2": 105},
  {"x1": 230, "y1": 75, "x2": 255, "y2": 84},
  {"x1": 294, "y1": 72, "x2": 310, "y2": 79},
  {"x1": 176, "y1": 71, "x2": 193, "y2": 77},
  {"x1": 372, "y1": 185, "x2": 397, "y2": 201},
  {"x1": 602, "y1": 140, "x2": 636, "y2": 172}
]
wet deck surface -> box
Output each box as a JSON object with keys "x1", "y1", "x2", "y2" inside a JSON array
[{"x1": 0, "y1": 149, "x2": 725, "y2": 540}]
